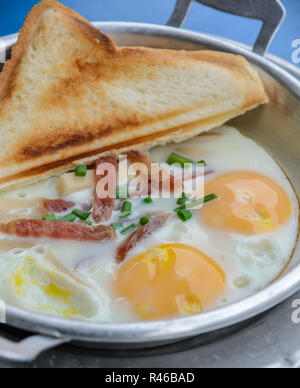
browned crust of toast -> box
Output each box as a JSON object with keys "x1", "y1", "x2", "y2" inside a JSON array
[
  {"x1": 0, "y1": 108, "x2": 254, "y2": 190},
  {"x1": 0, "y1": 0, "x2": 116, "y2": 102}
]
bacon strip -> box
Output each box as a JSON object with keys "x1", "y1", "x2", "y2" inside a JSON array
[
  {"x1": 0, "y1": 220, "x2": 116, "y2": 242},
  {"x1": 127, "y1": 151, "x2": 182, "y2": 196},
  {"x1": 126, "y1": 150, "x2": 153, "y2": 171},
  {"x1": 40, "y1": 199, "x2": 75, "y2": 215},
  {"x1": 115, "y1": 214, "x2": 170, "y2": 263},
  {"x1": 93, "y1": 157, "x2": 118, "y2": 222}
]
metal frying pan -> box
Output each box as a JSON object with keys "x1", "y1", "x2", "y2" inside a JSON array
[{"x1": 0, "y1": 0, "x2": 300, "y2": 362}]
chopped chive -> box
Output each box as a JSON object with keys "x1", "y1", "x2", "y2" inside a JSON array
[
  {"x1": 72, "y1": 209, "x2": 91, "y2": 221},
  {"x1": 140, "y1": 216, "x2": 150, "y2": 226},
  {"x1": 111, "y1": 223, "x2": 124, "y2": 230},
  {"x1": 186, "y1": 194, "x2": 218, "y2": 209},
  {"x1": 43, "y1": 214, "x2": 57, "y2": 221},
  {"x1": 176, "y1": 192, "x2": 189, "y2": 206},
  {"x1": 120, "y1": 224, "x2": 136, "y2": 236},
  {"x1": 176, "y1": 198, "x2": 186, "y2": 206},
  {"x1": 144, "y1": 197, "x2": 153, "y2": 204},
  {"x1": 85, "y1": 221, "x2": 93, "y2": 226},
  {"x1": 177, "y1": 209, "x2": 193, "y2": 222},
  {"x1": 58, "y1": 213, "x2": 77, "y2": 222},
  {"x1": 120, "y1": 201, "x2": 132, "y2": 218},
  {"x1": 75, "y1": 165, "x2": 87, "y2": 177},
  {"x1": 167, "y1": 152, "x2": 207, "y2": 168},
  {"x1": 175, "y1": 193, "x2": 218, "y2": 211},
  {"x1": 116, "y1": 185, "x2": 129, "y2": 199},
  {"x1": 167, "y1": 152, "x2": 194, "y2": 168}
]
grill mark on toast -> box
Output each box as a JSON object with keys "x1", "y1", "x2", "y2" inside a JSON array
[
  {"x1": 0, "y1": 109, "x2": 241, "y2": 185},
  {"x1": 17, "y1": 104, "x2": 213, "y2": 161}
]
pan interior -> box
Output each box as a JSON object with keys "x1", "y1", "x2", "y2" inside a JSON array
[{"x1": 0, "y1": 25, "x2": 300, "y2": 345}]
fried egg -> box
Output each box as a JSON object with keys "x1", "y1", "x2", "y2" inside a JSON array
[
  {"x1": 0, "y1": 125, "x2": 298, "y2": 322},
  {"x1": 115, "y1": 244, "x2": 226, "y2": 320},
  {"x1": 201, "y1": 171, "x2": 292, "y2": 235},
  {"x1": 12, "y1": 256, "x2": 97, "y2": 318}
]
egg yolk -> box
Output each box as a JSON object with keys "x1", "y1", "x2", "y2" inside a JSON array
[
  {"x1": 115, "y1": 244, "x2": 226, "y2": 321},
  {"x1": 200, "y1": 171, "x2": 292, "y2": 235}
]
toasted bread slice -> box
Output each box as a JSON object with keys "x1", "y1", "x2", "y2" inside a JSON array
[{"x1": 0, "y1": 0, "x2": 268, "y2": 191}]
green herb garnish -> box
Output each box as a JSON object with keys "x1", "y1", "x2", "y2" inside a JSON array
[
  {"x1": 120, "y1": 201, "x2": 132, "y2": 218},
  {"x1": 120, "y1": 224, "x2": 136, "y2": 236},
  {"x1": 167, "y1": 152, "x2": 207, "y2": 169},
  {"x1": 58, "y1": 213, "x2": 77, "y2": 223},
  {"x1": 43, "y1": 214, "x2": 58, "y2": 221},
  {"x1": 111, "y1": 223, "x2": 124, "y2": 230},
  {"x1": 75, "y1": 165, "x2": 87, "y2": 177},
  {"x1": 176, "y1": 193, "x2": 218, "y2": 211},
  {"x1": 177, "y1": 209, "x2": 193, "y2": 222},
  {"x1": 72, "y1": 209, "x2": 91, "y2": 221},
  {"x1": 116, "y1": 185, "x2": 129, "y2": 199},
  {"x1": 176, "y1": 192, "x2": 189, "y2": 206},
  {"x1": 144, "y1": 197, "x2": 153, "y2": 204},
  {"x1": 140, "y1": 216, "x2": 150, "y2": 226},
  {"x1": 167, "y1": 152, "x2": 194, "y2": 168}
]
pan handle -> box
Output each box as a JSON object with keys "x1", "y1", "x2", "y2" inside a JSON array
[
  {"x1": 0, "y1": 334, "x2": 69, "y2": 363},
  {"x1": 167, "y1": 0, "x2": 286, "y2": 57}
]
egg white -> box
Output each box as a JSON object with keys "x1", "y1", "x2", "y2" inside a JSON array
[{"x1": 0, "y1": 125, "x2": 297, "y2": 321}]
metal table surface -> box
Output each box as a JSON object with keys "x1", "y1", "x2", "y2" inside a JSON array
[
  {"x1": 0, "y1": 291, "x2": 299, "y2": 368},
  {"x1": 0, "y1": 0, "x2": 300, "y2": 368}
]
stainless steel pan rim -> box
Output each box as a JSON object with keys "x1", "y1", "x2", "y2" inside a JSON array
[
  {"x1": 6, "y1": 263, "x2": 300, "y2": 343},
  {"x1": 1, "y1": 0, "x2": 300, "y2": 362}
]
